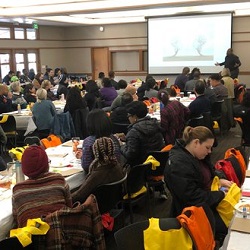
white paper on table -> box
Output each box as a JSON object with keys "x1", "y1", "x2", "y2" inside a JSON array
[{"x1": 226, "y1": 231, "x2": 250, "y2": 250}]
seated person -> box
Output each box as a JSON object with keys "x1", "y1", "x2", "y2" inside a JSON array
[
  {"x1": 165, "y1": 126, "x2": 233, "y2": 245},
  {"x1": 76, "y1": 109, "x2": 121, "y2": 173},
  {"x1": 116, "y1": 79, "x2": 128, "y2": 95},
  {"x1": 72, "y1": 137, "x2": 125, "y2": 203},
  {"x1": 23, "y1": 83, "x2": 37, "y2": 104},
  {"x1": 99, "y1": 77, "x2": 118, "y2": 107},
  {"x1": 144, "y1": 77, "x2": 158, "y2": 99},
  {"x1": 233, "y1": 91, "x2": 250, "y2": 118},
  {"x1": 41, "y1": 80, "x2": 57, "y2": 101},
  {"x1": 120, "y1": 101, "x2": 165, "y2": 167},
  {"x1": 0, "y1": 84, "x2": 12, "y2": 114},
  {"x1": 110, "y1": 92, "x2": 133, "y2": 124},
  {"x1": 12, "y1": 146, "x2": 72, "y2": 227},
  {"x1": 84, "y1": 80, "x2": 101, "y2": 111},
  {"x1": 0, "y1": 125, "x2": 7, "y2": 171},
  {"x1": 10, "y1": 81, "x2": 27, "y2": 109},
  {"x1": 158, "y1": 90, "x2": 190, "y2": 145},
  {"x1": 209, "y1": 73, "x2": 228, "y2": 101},
  {"x1": 189, "y1": 80, "x2": 211, "y2": 118},
  {"x1": 64, "y1": 86, "x2": 87, "y2": 116},
  {"x1": 111, "y1": 84, "x2": 137, "y2": 111},
  {"x1": 174, "y1": 67, "x2": 190, "y2": 91}
]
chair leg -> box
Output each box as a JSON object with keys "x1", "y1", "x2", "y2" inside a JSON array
[{"x1": 129, "y1": 200, "x2": 134, "y2": 224}]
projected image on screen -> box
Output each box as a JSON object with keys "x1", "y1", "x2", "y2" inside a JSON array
[{"x1": 147, "y1": 13, "x2": 232, "y2": 74}]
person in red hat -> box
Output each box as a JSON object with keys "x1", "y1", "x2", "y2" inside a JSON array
[{"x1": 12, "y1": 145, "x2": 72, "y2": 228}]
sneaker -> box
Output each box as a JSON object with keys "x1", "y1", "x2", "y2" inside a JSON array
[{"x1": 159, "y1": 191, "x2": 168, "y2": 200}]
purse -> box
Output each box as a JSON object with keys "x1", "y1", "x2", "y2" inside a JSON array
[
  {"x1": 211, "y1": 176, "x2": 241, "y2": 227},
  {"x1": 143, "y1": 218, "x2": 192, "y2": 250}
]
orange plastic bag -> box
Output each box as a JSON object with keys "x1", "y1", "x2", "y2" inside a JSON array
[{"x1": 177, "y1": 206, "x2": 215, "y2": 250}]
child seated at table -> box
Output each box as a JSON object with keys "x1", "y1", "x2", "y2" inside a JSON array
[
  {"x1": 12, "y1": 146, "x2": 72, "y2": 227},
  {"x1": 72, "y1": 137, "x2": 125, "y2": 203}
]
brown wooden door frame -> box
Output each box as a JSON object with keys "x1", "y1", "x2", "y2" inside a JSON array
[{"x1": 91, "y1": 47, "x2": 109, "y2": 80}]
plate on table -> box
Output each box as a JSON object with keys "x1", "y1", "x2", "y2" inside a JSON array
[
  {"x1": 235, "y1": 201, "x2": 250, "y2": 214},
  {"x1": 50, "y1": 163, "x2": 69, "y2": 168}
]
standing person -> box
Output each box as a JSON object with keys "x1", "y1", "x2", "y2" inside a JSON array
[
  {"x1": 165, "y1": 126, "x2": 233, "y2": 245},
  {"x1": 158, "y1": 90, "x2": 190, "y2": 145},
  {"x1": 72, "y1": 137, "x2": 125, "y2": 203},
  {"x1": 32, "y1": 88, "x2": 57, "y2": 138},
  {"x1": 120, "y1": 101, "x2": 165, "y2": 167},
  {"x1": 12, "y1": 146, "x2": 72, "y2": 228},
  {"x1": 215, "y1": 48, "x2": 241, "y2": 79},
  {"x1": 174, "y1": 67, "x2": 190, "y2": 91}
]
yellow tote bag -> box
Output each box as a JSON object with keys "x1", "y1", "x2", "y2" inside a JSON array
[
  {"x1": 143, "y1": 218, "x2": 193, "y2": 250},
  {"x1": 211, "y1": 176, "x2": 241, "y2": 227}
]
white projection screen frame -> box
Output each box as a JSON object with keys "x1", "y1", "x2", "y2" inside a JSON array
[{"x1": 147, "y1": 12, "x2": 233, "y2": 74}]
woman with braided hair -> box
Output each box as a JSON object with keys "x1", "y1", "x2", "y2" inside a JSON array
[{"x1": 72, "y1": 137, "x2": 125, "y2": 203}]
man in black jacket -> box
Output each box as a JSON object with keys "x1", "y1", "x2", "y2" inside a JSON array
[{"x1": 215, "y1": 48, "x2": 241, "y2": 79}]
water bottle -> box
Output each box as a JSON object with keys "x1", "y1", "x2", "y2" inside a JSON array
[
  {"x1": 16, "y1": 161, "x2": 25, "y2": 183},
  {"x1": 17, "y1": 104, "x2": 21, "y2": 114},
  {"x1": 243, "y1": 206, "x2": 247, "y2": 219}
]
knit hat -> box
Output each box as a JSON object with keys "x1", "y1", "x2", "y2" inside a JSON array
[
  {"x1": 125, "y1": 84, "x2": 137, "y2": 96},
  {"x1": 21, "y1": 146, "x2": 49, "y2": 178}
]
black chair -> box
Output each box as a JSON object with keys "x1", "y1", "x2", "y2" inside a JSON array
[
  {"x1": 211, "y1": 100, "x2": 224, "y2": 132},
  {"x1": 114, "y1": 218, "x2": 181, "y2": 250},
  {"x1": 92, "y1": 173, "x2": 127, "y2": 232},
  {"x1": 0, "y1": 115, "x2": 18, "y2": 149},
  {"x1": 145, "y1": 151, "x2": 170, "y2": 211},
  {"x1": 187, "y1": 115, "x2": 204, "y2": 127},
  {"x1": 235, "y1": 111, "x2": 250, "y2": 149},
  {"x1": 93, "y1": 173, "x2": 127, "y2": 214},
  {"x1": 122, "y1": 162, "x2": 151, "y2": 223},
  {"x1": 0, "y1": 237, "x2": 35, "y2": 250},
  {"x1": 112, "y1": 122, "x2": 129, "y2": 135}
]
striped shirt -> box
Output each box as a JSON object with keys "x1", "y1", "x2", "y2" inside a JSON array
[{"x1": 12, "y1": 172, "x2": 72, "y2": 227}]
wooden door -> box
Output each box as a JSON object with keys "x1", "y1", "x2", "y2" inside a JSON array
[{"x1": 92, "y1": 47, "x2": 109, "y2": 80}]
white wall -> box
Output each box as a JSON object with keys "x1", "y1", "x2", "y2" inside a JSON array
[{"x1": 5, "y1": 16, "x2": 249, "y2": 86}]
